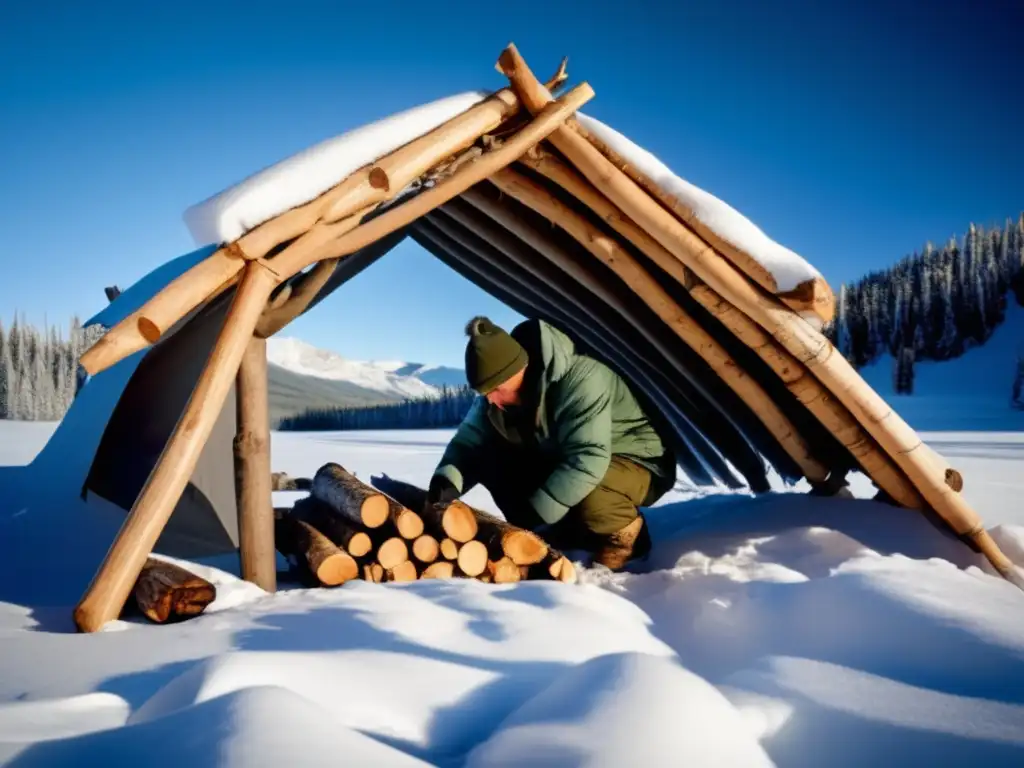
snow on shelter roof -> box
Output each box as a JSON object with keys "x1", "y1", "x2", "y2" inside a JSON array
[{"x1": 182, "y1": 89, "x2": 822, "y2": 294}]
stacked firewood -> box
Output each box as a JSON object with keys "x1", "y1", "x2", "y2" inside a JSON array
[{"x1": 275, "y1": 462, "x2": 576, "y2": 586}]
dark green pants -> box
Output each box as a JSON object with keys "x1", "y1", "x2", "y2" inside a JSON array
[{"x1": 474, "y1": 446, "x2": 657, "y2": 543}]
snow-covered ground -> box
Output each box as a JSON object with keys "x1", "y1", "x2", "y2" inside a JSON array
[{"x1": 1, "y1": 422, "x2": 1023, "y2": 766}]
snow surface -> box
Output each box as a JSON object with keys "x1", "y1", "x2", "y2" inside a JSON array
[
  {"x1": 266, "y1": 336, "x2": 444, "y2": 400},
  {"x1": 1, "y1": 421, "x2": 1023, "y2": 766},
  {"x1": 182, "y1": 91, "x2": 491, "y2": 245},
  {"x1": 860, "y1": 298, "x2": 1024, "y2": 432}
]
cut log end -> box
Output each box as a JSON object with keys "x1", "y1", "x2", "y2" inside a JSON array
[
  {"x1": 945, "y1": 468, "x2": 964, "y2": 493},
  {"x1": 440, "y1": 538, "x2": 459, "y2": 561},
  {"x1": 421, "y1": 561, "x2": 456, "y2": 580},
  {"x1": 363, "y1": 563, "x2": 385, "y2": 583},
  {"x1": 377, "y1": 537, "x2": 409, "y2": 570},
  {"x1": 502, "y1": 529, "x2": 548, "y2": 565},
  {"x1": 489, "y1": 557, "x2": 522, "y2": 584},
  {"x1": 396, "y1": 509, "x2": 425, "y2": 540},
  {"x1": 368, "y1": 166, "x2": 390, "y2": 191},
  {"x1": 457, "y1": 540, "x2": 488, "y2": 577},
  {"x1": 548, "y1": 555, "x2": 578, "y2": 584},
  {"x1": 412, "y1": 535, "x2": 440, "y2": 564},
  {"x1": 137, "y1": 316, "x2": 162, "y2": 344},
  {"x1": 361, "y1": 495, "x2": 390, "y2": 528},
  {"x1": 387, "y1": 560, "x2": 418, "y2": 583},
  {"x1": 442, "y1": 500, "x2": 479, "y2": 543},
  {"x1": 347, "y1": 532, "x2": 373, "y2": 558},
  {"x1": 316, "y1": 552, "x2": 359, "y2": 586}
]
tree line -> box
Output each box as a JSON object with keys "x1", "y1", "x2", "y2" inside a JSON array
[
  {"x1": 278, "y1": 385, "x2": 477, "y2": 431},
  {"x1": 826, "y1": 213, "x2": 1024, "y2": 394},
  {"x1": 0, "y1": 316, "x2": 103, "y2": 420}
]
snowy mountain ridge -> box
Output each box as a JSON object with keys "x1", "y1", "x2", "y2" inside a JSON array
[{"x1": 266, "y1": 336, "x2": 466, "y2": 401}]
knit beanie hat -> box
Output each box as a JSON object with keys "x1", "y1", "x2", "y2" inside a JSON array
[{"x1": 464, "y1": 316, "x2": 528, "y2": 394}]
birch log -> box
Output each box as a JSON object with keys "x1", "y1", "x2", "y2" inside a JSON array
[
  {"x1": 234, "y1": 336, "x2": 277, "y2": 592},
  {"x1": 496, "y1": 44, "x2": 1018, "y2": 582},
  {"x1": 133, "y1": 558, "x2": 216, "y2": 623},
  {"x1": 489, "y1": 167, "x2": 828, "y2": 484},
  {"x1": 311, "y1": 463, "x2": 390, "y2": 527},
  {"x1": 74, "y1": 261, "x2": 279, "y2": 633}
]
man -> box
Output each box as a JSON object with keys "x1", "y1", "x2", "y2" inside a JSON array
[{"x1": 426, "y1": 315, "x2": 677, "y2": 570}]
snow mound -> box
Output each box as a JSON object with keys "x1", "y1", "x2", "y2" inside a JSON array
[
  {"x1": 576, "y1": 114, "x2": 822, "y2": 293},
  {"x1": 0, "y1": 692, "x2": 128, "y2": 744},
  {"x1": 267, "y1": 336, "x2": 440, "y2": 400},
  {"x1": 15, "y1": 685, "x2": 431, "y2": 768},
  {"x1": 183, "y1": 91, "x2": 490, "y2": 245},
  {"x1": 726, "y1": 656, "x2": 1024, "y2": 767},
  {"x1": 466, "y1": 651, "x2": 774, "y2": 767}
]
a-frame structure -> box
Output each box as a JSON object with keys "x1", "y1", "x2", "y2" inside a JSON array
[{"x1": 71, "y1": 45, "x2": 1021, "y2": 632}]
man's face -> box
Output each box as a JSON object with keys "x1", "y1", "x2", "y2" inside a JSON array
[{"x1": 485, "y1": 370, "x2": 524, "y2": 410}]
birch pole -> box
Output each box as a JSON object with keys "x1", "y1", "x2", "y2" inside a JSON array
[{"x1": 234, "y1": 335, "x2": 277, "y2": 592}]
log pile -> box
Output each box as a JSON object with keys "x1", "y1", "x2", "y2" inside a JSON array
[{"x1": 273, "y1": 464, "x2": 577, "y2": 586}]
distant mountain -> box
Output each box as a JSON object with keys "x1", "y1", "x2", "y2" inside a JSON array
[
  {"x1": 267, "y1": 363, "x2": 398, "y2": 426},
  {"x1": 266, "y1": 337, "x2": 452, "y2": 400},
  {"x1": 377, "y1": 362, "x2": 467, "y2": 389}
]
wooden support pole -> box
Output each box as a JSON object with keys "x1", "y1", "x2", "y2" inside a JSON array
[
  {"x1": 73, "y1": 260, "x2": 279, "y2": 633},
  {"x1": 234, "y1": 336, "x2": 277, "y2": 592},
  {"x1": 497, "y1": 44, "x2": 1020, "y2": 585},
  {"x1": 489, "y1": 166, "x2": 828, "y2": 484}
]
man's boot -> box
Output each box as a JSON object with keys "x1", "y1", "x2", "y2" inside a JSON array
[{"x1": 592, "y1": 513, "x2": 652, "y2": 571}]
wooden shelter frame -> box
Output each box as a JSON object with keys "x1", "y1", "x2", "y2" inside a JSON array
[{"x1": 72, "y1": 45, "x2": 1021, "y2": 632}]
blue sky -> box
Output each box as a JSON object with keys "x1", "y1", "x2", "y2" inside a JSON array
[{"x1": 1, "y1": 0, "x2": 1021, "y2": 368}]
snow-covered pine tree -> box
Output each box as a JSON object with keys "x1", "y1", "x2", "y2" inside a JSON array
[
  {"x1": 0, "y1": 321, "x2": 8, "y2": 419},
  {"x1": 889, "y1": 282, "x2": 904, "y2": 357},
  {"x1": 937, "y1": 259, "x2": 961, "y2": 360},
  {"x1": 1013, "y1": 214, "x2": 1024, "y2": 307},
  {"x1": 835, "y1": 284, "x2": 852, "y2": 359},
  {"x1": 899, "y1": 347, "x2": 915, "y2": 394}
]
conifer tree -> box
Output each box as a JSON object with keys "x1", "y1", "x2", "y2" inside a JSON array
[{"x1": 0, "y1": 321, "x2": 8, "y2": 419}]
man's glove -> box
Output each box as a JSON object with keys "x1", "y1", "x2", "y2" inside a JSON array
[{"x1": 427, "y1": 475, "x2": 460, "y2": 507}]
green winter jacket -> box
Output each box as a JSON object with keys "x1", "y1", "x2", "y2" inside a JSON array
[{"x1": 432, "y1": 320, "x2": 676, "y2": 525}]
